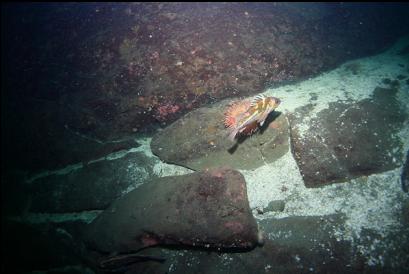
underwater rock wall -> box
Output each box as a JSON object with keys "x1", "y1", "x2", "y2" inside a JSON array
[
  {"x1": 2, "y1": 37, "x2": 409, "y2": 273},
  {"x1": 2, "y1": 3, "x2": 409, "y2": 173}
]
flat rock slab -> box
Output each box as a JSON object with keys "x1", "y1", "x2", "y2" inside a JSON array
[
  {"x1": 290, "y1": 86, "x2": 407, "y2": 187},
  {"x1": 236, "y1": 214, "x2": 353, "y2": 274},
  {"x1": 82, "y1": 168, "x2": 260, "y2": 255},
  {"x1": 151, "y1": 100, "x2": 289, "y2": 170},
  {"x1": 28, "y1": 152, "x2": 155, "y2": 213}
]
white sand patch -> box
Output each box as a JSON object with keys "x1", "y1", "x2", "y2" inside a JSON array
[
  {"x1": 153, "y1": 161, "x2": 193, "y2": 177},
  {"x1": 243, "y1": 150, "x2": 408, "y2": 244},
  {"x1": 121, "y1": 163, "x2": 151, "y2": 194},
  {"x1": 242, "y1": 35, "x2": 409, "y2": 267},
  {"x1": 264, "y1": 169, "x2": 406, "y2": 238},
  {"x1": 25, "y1": 162, "x2": 85, "y2": 184},
  {"x1": 25, "y1": 140, "x2": 144, "y2": 184},
  {"x1": 9, "y1": 210, "x2": 101, "y2": 224},
  {"x1": 131, "y1": 136, "x2": 155, "y2": 157},
  {"x1": 241, "y1": 150, "x2": 304, "y2": 210},
  {"x1": 263, "y1": 36, "x2": 409, "y2": 138},
  {"x1": 135, "y1": 137, "x2": 193, "y2": 177},
  {"x1": 245, "y1": 32, "x2": 408, "y2": 223},
  {"x1": 25, "y1": 136, "x2": 192, "y2": 184}
]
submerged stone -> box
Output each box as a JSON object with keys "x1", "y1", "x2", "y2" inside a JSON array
[
  {"x1": 28, "y1": 152, "x2": 155, "y2": 213},
  {"x1": 290, "y1": 86, "x2": 407, "y2": 187},
  {"x1": 151, "y1": 99, "x2": 289, "y2": 171},
  {"x1": 82, "y1": 168, "x2": 260, "y2": 255}
]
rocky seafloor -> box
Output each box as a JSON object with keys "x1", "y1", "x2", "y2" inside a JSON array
[
  {"x1": 3, "y1": 3, "x2": 409, "y2": 176},
  {"x1": 2, "y1": 36, "x2": 409, "y2": 274}
]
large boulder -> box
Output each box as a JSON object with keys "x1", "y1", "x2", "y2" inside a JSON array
[
  {"x1": 27, "y1": 151, "x2": 155, "y2": 213},
  {"x1": 290, "y1": 86, "x2": 407, "y2": 187},
  {"x1": 82, "y1": 168, "x2": 261, "y2": 256},
  {"x1": 151, "y1": 99, "x2": 289, "y2": 170}
]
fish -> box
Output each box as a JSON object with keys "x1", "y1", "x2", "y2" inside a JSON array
[{"x1": 224, "y1": 94, "x2": 281, "y2": 141}]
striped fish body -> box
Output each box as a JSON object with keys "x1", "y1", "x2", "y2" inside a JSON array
[{"x1": 226, "y1": 95, "x2": 281, "y2": 141}]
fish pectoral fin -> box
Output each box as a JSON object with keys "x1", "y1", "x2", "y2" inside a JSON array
[
  {"x1": 228, "y1": 129, "x2": 239, "y2": 141},
  {"x1": 257, "y1": 113, "x2": 269, "y2": 127}
]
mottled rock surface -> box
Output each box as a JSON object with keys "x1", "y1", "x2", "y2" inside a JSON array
[
  {"x1": 3, "y1": 3, "x2": 409, "y2": 174},
  {"x1": 118, "y1": 213, "x2": 409, "y2": 274},
  {"x1": 108, "y1": 214, "x2": 356, "y2": 274},
  {"x1": 290, "y1": 86, "x2": 407, "y2": 187},
  {"x1": 151, "y1": 99, "x2": 289, "y2": 170},
  {"x1": 402, "y1": 150, "x2": 409, "y2": 192},
  {"x1": 28, "y1": 151, "x2": 155, "y2": 213},
  {"x1": 83, "y1": 168, "x2": 260, "y2": 255}
]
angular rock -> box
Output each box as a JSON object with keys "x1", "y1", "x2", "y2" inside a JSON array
[
  {"x1": 151, "y1": 99, "x2": 289, "y2": 171},
  {"x1": 82, "y1": 168, "x2": 260, "y2": 255},
  {"x1": 244, "y1": 214, "x2": 354, "y2": 273},
  {"x1": 28, "y1": 152, "x2": 155, "y2": 213},
  {"x1": 290, "y1": 86, "x2": 407, "y2": 187},
  {"x1": 260, "y1": 214, "x2": 347, "y2": 247}
]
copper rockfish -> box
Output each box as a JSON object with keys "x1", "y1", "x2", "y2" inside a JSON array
[{"x1": 224, "y1": 94, "x2": 281, "y2": 141}]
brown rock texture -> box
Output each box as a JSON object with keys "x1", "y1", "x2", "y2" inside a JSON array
[
  {"x1": 83, "y1": 168, "x2": 260, "y2": 254},
  {"x1": 151, "y1": 99, "x2": 289, "y2": 170}
]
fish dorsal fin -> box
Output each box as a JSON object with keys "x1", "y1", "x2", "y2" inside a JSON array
[{"x1": 250, "y1": 94, "x2": 266, "y2": 107}]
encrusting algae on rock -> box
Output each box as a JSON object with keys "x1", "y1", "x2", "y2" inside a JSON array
[{"x1": 224, "y1": 94, "x2": 281, "y2": 141}]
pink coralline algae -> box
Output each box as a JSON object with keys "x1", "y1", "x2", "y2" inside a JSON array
[
  {"x1": 155, "y1": 103, "x2": 180, "y2": 121},
  {"x1": 141, "y1": 234, "x2": 159, "y2": 247},
  {"x1": 224, "y1": 221, "x2": 244, "y2": 234}
]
